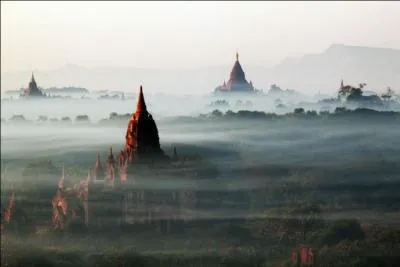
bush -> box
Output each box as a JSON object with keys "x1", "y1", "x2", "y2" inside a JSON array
[
  {"x1": 294, "y1": 108, "x2": 305, "y2": 114},
  {"x1": 8, "y1": 254, "x2": 55, "y2": 267},
  {"x1": 37, "y1": 115, "x2": 48, "y2": 122},
  {"x1": 61, "y1": 117, "x2": 72, "y2": 123},
  {"x1": 315, "y1": 219, "x2": 365, "y2": 246},
  {"x1": 75, "y1": 115, "x2": 90, "y2": 123},
  {"x1": 10, "y1": 114, "x2": 26, "y2": 121}
]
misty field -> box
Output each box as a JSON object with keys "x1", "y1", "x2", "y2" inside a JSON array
[{"x1": 1, "y1": 104, "x2": 400, "y2": 267}]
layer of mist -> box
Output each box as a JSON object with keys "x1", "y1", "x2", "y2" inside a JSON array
[
  {"x1": 2, "y1": 92, "x2": 400, "y2": 123},
  {"x1": 2, "y1": 95, "x2": 400, "y2": 267}
]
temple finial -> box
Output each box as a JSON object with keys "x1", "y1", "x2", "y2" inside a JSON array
[
  {"x1": 136, "y1": 85, "x2": 147, "y2": 114},
  {"x1": 236, "y1": 51, "x2": 239, "y2": 61},
  {"x1": 61, "y1": 163, "x2": 65, "y2": 179},
  {"x1": 87, "y1": 167, "x2": 92, "y2": 180},
  {"x1": 58, "y1": 163, "x2": 65, "y2": 190}
]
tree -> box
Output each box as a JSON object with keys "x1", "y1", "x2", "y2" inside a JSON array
[
  {"x1": 255, "y1": 176, "x2": 323, "y2": 246},
  {"x1": 315, "y1": 219, "x2": 365, "y2": 246},
  {"x1": 338, "y1": 83, "x2": 365, "y2": 101},
  {"x1": 381, "y1": 87, "x2": 394, "y2": 102},
  {"x1": 211, "y1": 109, "x2": 223, "y2": 117},
  {"x1": 288, "y1": 202, "x2": 322, "y2": 242},
  {"x1": 294, "y1": 108, "x2": 305, "y2": 114}
]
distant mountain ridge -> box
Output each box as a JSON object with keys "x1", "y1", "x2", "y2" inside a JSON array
[
  {"x1": 1, "y1": 44, "x2": 399, "y2": 95},
  {"x1": 271, "y1": 44, "x2": 400, "y2": 92}
]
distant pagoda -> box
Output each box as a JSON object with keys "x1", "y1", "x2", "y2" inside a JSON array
[
  {"x1": 21, "y1": 73, "x2": 46, "y2": 98},
  {"x1": 214, "y1": 52, "x2": 256, "y2": 94}
]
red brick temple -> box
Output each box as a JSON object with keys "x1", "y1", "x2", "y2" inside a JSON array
[
  {"x1": 121, "y1": 85, "x2": 166, "y2": 163},
  {"x1": 214, "y1": 52, "x2": 256, "y2": 94},
  {"x1": 49, "y1": 86, "x2": 197, "y2": 233}
]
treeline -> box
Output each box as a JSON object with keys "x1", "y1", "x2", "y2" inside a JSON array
[
  {"x1": 2, "y1": 217, "x2": 399, "y2": 267},
  {"x1": 2, "y1": 107, "x2": 399, "y2": 126},
  {"x1": 44, "y1": 86, "x2": 89, "y2": 94},
  {"x1": 204, "y1": 107, "x2": 400, "y2": 120}
]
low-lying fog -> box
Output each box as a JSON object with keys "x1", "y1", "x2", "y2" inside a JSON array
[
  {"x1": 1, "y1": 94, "x2": 400, "y2": 234},
  {"x1": 2, "y1": 109, "x2": 400, "y2": 172},
  {"x1": 2, "y1": 92, "x2": 400, "y2": 123},
  {"x1": 2, "y1": 94, "x2": 400, "y2": 165},
  {"x1": 2, "y1": 107, "x2": 400, "y2": 226}
]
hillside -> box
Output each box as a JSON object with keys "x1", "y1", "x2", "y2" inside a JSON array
[{"x1": 269, "y1": 44, "x2": 400, "y2": 93}]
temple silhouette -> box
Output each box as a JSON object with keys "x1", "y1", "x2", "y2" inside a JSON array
[
  {"x1": 120, "y1": 86, "x2": 168, "y2": 164},
  {"x1": 21, "y1": 73, "x2": 46, "y2": 98},
  {"x1": 214, "y1": 52, "x2": 256, "y2": 94}
]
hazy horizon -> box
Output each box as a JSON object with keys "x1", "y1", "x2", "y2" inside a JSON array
[
  {"x1": 2, "y1": 1, "x2": 400, "y2": 94},
  {"x1": 2, "y1": 42, "x2": 399, "y2": 73},
  {"x1": 2, "y1": 1, "x2": 400, "y2": 72}
]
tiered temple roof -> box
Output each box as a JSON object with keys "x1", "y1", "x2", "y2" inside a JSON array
[
  {"x1": 52, "y1": 165, "x2": 89, "y2": 230},
  {"x1": 22, "y1": 73, "x2": 45, "y2": 98},
  {"x1": 121, "y1": 86, "x2": 166, "y2": 163},
  {"x1": 214, "y1": 52, "x2": 255, "y2": 94},
  {"x1": 93, "y1": 153, "x2": 105, "y2": 181}
]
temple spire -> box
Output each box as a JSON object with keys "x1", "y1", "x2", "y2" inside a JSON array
[
  {"x1": 136, "y1": 85, "x2": 147, "y2": 114},
  {"x1": 108, "y1": 146, "x2": 116, "y2": 164},
  {"x1": 87, "y1": 168, "x2": 92, "y2": 181},
  {"x1": 96, "y1": 153, "x2": 101, "y2": 166},
  {"x1": 236, "y1": 51, "x2": 239, "y2": 61},
  {"x1": 58, "y1": 164, "x2": 65, "y2": 190},
  {"x1": 123, "y1": 84, "x2": 165, "y2": 162},
  {"x1": 61, "y1": 164, "x2": 65, "y2": 180}
]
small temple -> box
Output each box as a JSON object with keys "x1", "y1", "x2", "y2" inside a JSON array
[
  {"x1": 21, "y1": 73, "x2": 46, "y2": 98},
  {"x1": 214, "y1": 52, "x2": 256, "y2": 94}
]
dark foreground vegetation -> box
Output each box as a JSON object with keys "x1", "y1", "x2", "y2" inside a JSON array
[
  {"x1": 2, "y1": 154, "x2": 400, "y2": 267},
  {"x1": 203, "y1": 107, "x2": 399, "y2": 121},
  {"x1": 2, "y1": 218, "x2": 400, "y2": 267}
]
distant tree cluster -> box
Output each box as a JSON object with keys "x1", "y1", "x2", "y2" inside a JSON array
[
  {"x1": 75, "y1": 115, "x2": 90, "y2": 123},
  {"x1": 44, "y1": 86, "x2": 89, "y2": 94},
  {"x1": 337, "y1": 82, "x2": 397, "y2": 108},
  {"x1": 205, "y1": 107, "x2": 399, "y2": 120},
  {"x1": 338, "y1": 83, "x2": 366, "y2": 101},
  {"x1": 2, "y1": 106, "x2": 400, "y2": 126}
]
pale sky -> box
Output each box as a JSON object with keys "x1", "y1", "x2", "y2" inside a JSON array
[{"x1": 2, "y1": 1, "x2": 400, "y2": 72}]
